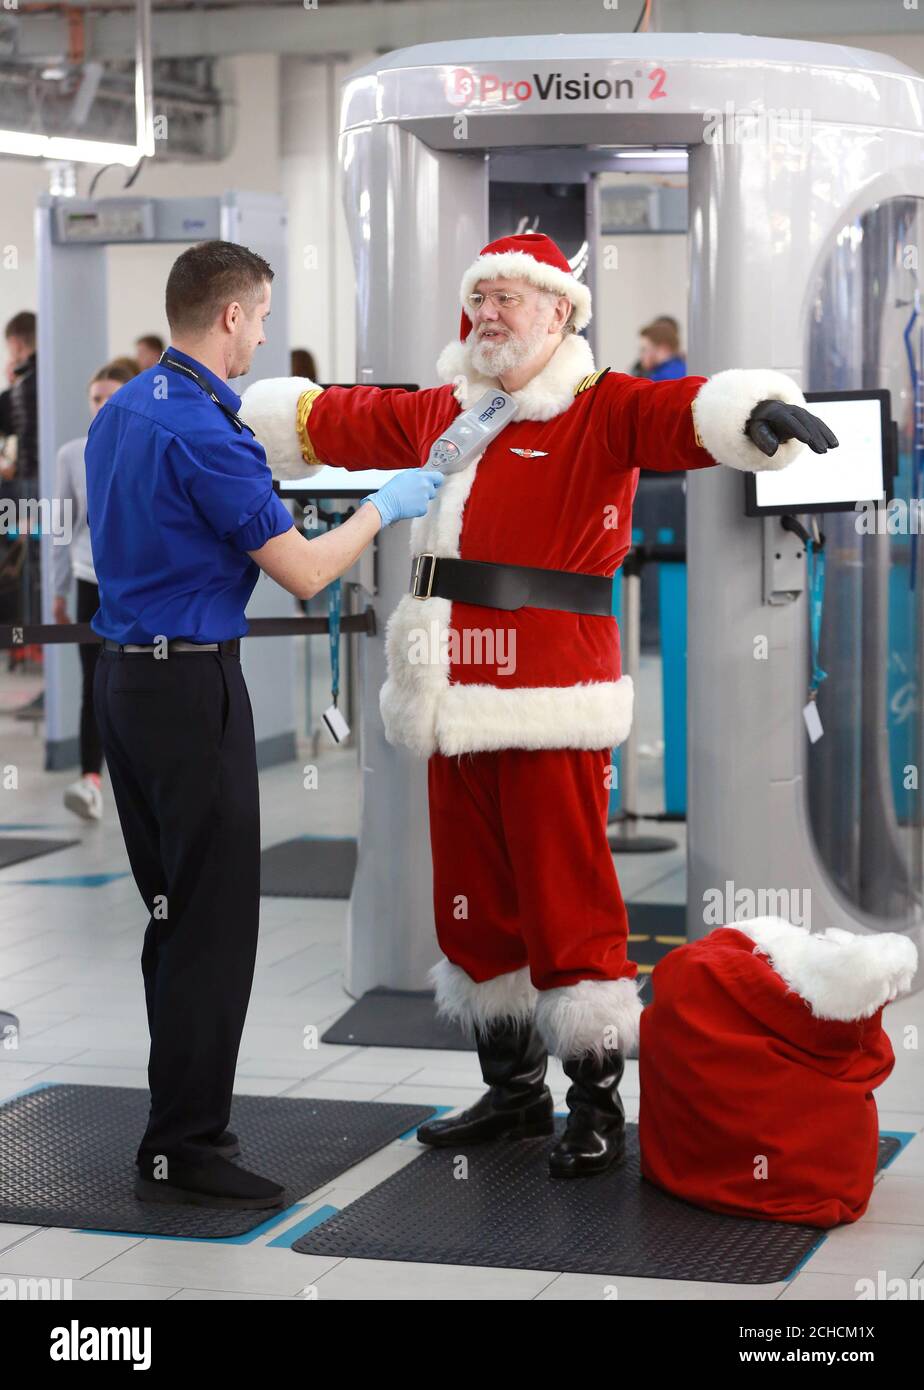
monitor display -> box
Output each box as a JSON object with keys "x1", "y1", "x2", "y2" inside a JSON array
[
  {"x1": 277, "y1": 465, "x2": 405, "y2": 499},
  {"x1": 745, "y1": 390, "x2": 891, "y2": 516}
]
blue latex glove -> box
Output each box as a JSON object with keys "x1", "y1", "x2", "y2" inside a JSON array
[{"x1": 362, "y1": 469, "x2": 444, "y2": 527}]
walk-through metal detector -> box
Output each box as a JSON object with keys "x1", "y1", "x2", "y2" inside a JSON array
[
  {"x1": 331, "y1": 32, "x2": 924, "y2": 996},
  {"x1": 36, "y1": 191, "x2": 297, "y2": 770}
]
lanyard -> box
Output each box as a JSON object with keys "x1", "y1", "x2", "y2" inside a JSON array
[
  {"x1": 806, "y1": 534, "x2": 827, "y2": 698},
  {"x1": 159, "y1": 351, "x2": 252, "y2": 435},
  {"x1": 327, "y1": 512, "x2": 344, "y2": 707}
]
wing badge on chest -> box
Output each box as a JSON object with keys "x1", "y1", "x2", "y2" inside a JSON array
[{"x1": 509, "y1": 447, "x2": 549, "y2": 458}]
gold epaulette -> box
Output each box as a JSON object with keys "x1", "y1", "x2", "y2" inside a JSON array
[
  {"x1": 295, "y1": 387, "x2": 324, "y2": 466},
  {"x1": 691, "y1": 400, "x2": 706, "y2": 449},
  {"x1": 574, "y1": 367, "x2": 611, "y2": 396}
]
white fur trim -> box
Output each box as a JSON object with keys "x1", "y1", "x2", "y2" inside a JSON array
[
  {"x1": 535, "y1": 978, "x2": 644, "y2": 1059},
  {"x1": 430, "y1": 959, "x2": 537, "y2": 1038},
  {"x1": 691, "y1": 368, "x2": 808, "y2": 473},
  {"x1": 460, "y1": 250, "x2": 592, "y2": 332},
  {"x1": 733, "y1": 917, "x2": 919, "y2": 1022},
  {"x1": 239, "y1": 376, "x2": 323, "y2": 481},
  {"x1": 436, "y1": 677, "x2": 633, "y2": 756},
  {"x1": 436, "y1": 329, "x2": 595, "y2": 420}
]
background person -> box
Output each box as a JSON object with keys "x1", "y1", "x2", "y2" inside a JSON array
[
  {"x1": 134, "y1": 334, "x2": 165, "y2": 372},
  {"x1": 53, "y1": 357, "x2": 140, "y2": 822},
  {"x1": 637, "y1": 316, "x2": 687, "y2": 380}
]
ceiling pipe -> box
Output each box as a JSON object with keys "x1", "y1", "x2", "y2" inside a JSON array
[{"x1": 134, "y1": 0, "x2": 155, "y2": 157}]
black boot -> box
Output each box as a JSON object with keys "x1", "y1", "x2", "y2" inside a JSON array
[
  {"x1": 417, "y1": 1016, "x2": 554, "y2": 1146},
  {"x1": 548, "y1": 1047, "x2": 626, "y2": 1178}
]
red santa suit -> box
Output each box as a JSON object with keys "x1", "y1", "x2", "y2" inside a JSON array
[{"x1": 241, "y1": 233, "x2": 812, "y2": 1063}]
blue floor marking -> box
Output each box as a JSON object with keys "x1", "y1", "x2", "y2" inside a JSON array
[
  {"x1": 0, "y1": 1081, "x2": 60, "y2": 1103},
  {"x1": 1, "y1": 872, "x2": 131, "y2": 887},
  {"x1": 267, "y1": 1205, "x2": 340, "y2": 1248},
  {"x1": 81, "y1": 1202, "x2": 306, "y2": 1244},
  {"x1": 0, "y1": 824, "x2": 75, "y2": 831},
  {"x1": 784, "y1": 1130, "x2": 916, "y2": 1282}
]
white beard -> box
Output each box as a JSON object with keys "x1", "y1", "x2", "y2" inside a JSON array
[{"x1": 469, "y1": 319, "x2": 550, "y2": 379}]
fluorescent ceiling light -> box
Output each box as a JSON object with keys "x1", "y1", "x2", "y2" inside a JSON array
[
  {"x1": 614, "y1": 149, "x2": 687, "y2": 159},
  {"x1": 0, "y1": 129, "x2": 140, "y2": 166}
]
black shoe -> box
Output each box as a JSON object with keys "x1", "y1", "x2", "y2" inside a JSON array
[
  {"x1": 134, "y1": 1154, "x2": 284, "y2": 1210},
  {"x1": 211, "y1": 1129, "x2": 241, "y2": 1159},
  {"x1": 548, "y1": 1047, "x2": 626, "y2": 1179},
  {"x1": 417, "y1": 1016, "x2": 554, "y2": 1147},
  {"x1": 134, "y1": 1128, "x2": 241, "y2": 1166}
]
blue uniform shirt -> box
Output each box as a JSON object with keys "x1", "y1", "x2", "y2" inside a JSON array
[
  {"x1": 85, "y1": 347, "x2": 293, "y2": 643},
  {"x1": 649, "y1": 355, "x2": 687, "y2": 382}
]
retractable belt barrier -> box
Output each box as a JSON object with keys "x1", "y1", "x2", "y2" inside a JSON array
[{"x1": 0, "y1": 612, "x2": 376, "y2": 650}]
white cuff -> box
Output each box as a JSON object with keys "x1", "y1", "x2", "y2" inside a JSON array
[
  {"x1": 239, "y1": 376, "x2": 322, "y2": 481},
  {"x1": 691, "y1": 368, "x2": 808, "y2": 473}
]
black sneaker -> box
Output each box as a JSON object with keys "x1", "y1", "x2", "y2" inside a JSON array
[{"x1": 134, "y1": 1154, "x2": 284, "y2": 1210}]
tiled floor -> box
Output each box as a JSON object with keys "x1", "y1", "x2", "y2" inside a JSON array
[{"x1": 0, "y1": 657, "x2": 922, "y2": 1301}]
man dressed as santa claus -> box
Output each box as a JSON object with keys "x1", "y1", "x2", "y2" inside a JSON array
[{"x1": 241, "y1": 232, "x2": 837, "y2": 1179}]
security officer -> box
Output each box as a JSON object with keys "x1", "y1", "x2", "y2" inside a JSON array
[{"x1": 86, "y1": 240, "x2": 442, "y2": 1209}]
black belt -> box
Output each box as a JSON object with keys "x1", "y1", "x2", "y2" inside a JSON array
[
  {"x1": 410, "y1": 554, "x2": 613, "y2": 616},
  {"x1": 102, "y1": 638, "x2": 241, "y2": 657}
]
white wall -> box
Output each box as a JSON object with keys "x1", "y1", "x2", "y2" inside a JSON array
[
  {"x1": 279, "y1": 54, "x2": 373, "y2": 384},
  {"x1": 596, "y1": 231, "x2": 689, "y2": 376}
]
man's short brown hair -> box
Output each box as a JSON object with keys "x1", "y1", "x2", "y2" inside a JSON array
[
  {"x1": 135, "y1": 333, "x2": 164, "y2": 355},
  {"x1": 5, "y1": 311, "x2": 36, "y2": 348},
  {"x1": 165, "y1": 241, "x2": 273, "y2": 336},
  {"x1": 640, "y1": 318, "x2": 680, "y2": 354}
]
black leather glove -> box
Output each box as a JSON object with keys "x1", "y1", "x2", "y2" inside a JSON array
[{"x1": 745, "y1": 400, "x2": 839, "y2": 458}]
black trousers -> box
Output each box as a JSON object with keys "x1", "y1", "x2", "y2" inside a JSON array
[
  {"x1": 75, "y1": 579, "x2": 103, "y2": 776},
  {"x1": 93, "y1": 647, "x2": 260, "y2": 1166}
]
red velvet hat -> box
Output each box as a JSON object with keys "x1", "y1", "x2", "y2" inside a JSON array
[{"x1": 457, "y1": 232, "x2": 592, "y2": 342}]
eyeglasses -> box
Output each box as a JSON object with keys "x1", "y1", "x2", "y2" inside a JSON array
[{"x1": 465, "y1": 290, "x2": 527, "y2": 311}]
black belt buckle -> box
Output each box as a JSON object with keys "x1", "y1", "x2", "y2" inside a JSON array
[{"x1": 411, "y1": 552, "x2": 436, "y2": 600}]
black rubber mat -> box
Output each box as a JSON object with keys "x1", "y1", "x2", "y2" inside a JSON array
[
  {"x1": 0, "y1": 836, "x2": 78, "y2": 870},
  {"x1": 294, "y1": 1122, "x2": 901, "y2": 1282},
  {"x1": 260, "y1": 837, "x2": 357, "y2": 898},
  {"x1": 0, "y1": 1084, "x2": 434, "y2": 1239},
  {"x1": 322, "y1": 988, "x2": 474, "y2": 1051}
]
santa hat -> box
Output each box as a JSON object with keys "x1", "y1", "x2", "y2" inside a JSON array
[
  {"x1": 456, "y1": 232, "x2": 592, "y2": 343},
  {"x1": 638, "y1": 918, "x2": 918, "y2": 1229}
]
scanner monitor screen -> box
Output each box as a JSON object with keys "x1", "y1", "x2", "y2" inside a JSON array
[
  {"x1": 745, "y1": 390, "x2": 890, "y2": 516},
  {"x1": 278, "y1": 466, "x2": 404, "y2": 499}
]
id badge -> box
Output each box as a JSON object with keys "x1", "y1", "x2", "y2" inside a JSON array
[{"x1": 323, "y1": 703, "x2": 351, "y2": 743}]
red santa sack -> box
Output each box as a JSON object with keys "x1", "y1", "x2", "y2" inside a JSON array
[{"x1": 638, "y1": 918, "x2": 918, "y2": 1228}]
